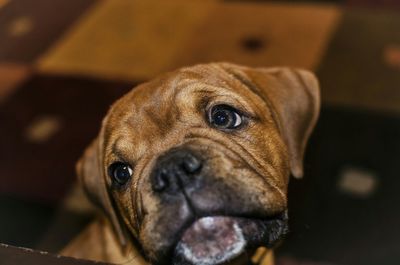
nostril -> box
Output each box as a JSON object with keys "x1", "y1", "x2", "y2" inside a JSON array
[
  {"x1": 182, "y1": 154, "x2": 202, "y2": 174},
  {"x1": 152, "y1": 170, "x2": 169, "y2": 192},
  {"x1": 151, "y1": 150, "x2": 203, "y2": 194}
]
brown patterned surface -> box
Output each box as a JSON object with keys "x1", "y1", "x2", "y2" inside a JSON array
[
  {"x1": 383, "y1": 44, "x2": 400, "y2": 70},
  {"x1": 317, "y1": 8, "x2": 400, "y2": 113},
  {"x1": 173, "y1": 2, "x2": 342, "y2": 71},
  {"x1": 0, "y1": 75, "x2": 134, "y2": 202},
  {"x1": 38, "y1": 0, "x2": 216, "y2": 80},
  {"x1": 0, "y1": 63, "x2": 30, "y2": 102},
  {"x1": 347, "y1": 0, "x2": 400, "y2": 9},
  {"x1": 278, "y1": 108, "x2": 400, "y2": 265},
  {"x1": 0, "y1": 0, "x2": 95, "y2": 62}
]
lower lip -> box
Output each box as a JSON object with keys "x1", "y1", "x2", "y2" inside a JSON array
[{"x1": 176, "y1": 216, "x2": 246, "y2": 265}]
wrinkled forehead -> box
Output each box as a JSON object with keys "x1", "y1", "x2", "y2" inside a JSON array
[
  {"x1": 101, "y1": 64, "x2": 271, "y2": 153},
  {"x1": 133, "y1": 64, "x2": 253, "y2": 103},
  {"x1": 109, "y1": 64, "x2": 261, "y2": 123}
]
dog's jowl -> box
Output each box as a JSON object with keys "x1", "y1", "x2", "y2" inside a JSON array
[{"x1": 63, "y1": 63, "x2": 320, "y2": 265}]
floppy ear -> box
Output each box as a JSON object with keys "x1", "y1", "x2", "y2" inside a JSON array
[
  {"x1": 222, "y1": 64, "x2": 320, "y2": 178},
  {"x1": 76, "y1": 137, "x2": 127, "y2": 246}
]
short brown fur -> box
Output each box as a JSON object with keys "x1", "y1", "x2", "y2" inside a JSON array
[{"x1": 63, "y1": 63, "x2": 320, "y2": 265}]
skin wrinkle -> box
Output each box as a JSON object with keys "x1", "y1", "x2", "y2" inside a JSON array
[
  {"x1": 134, "y1": 161, "x2": 147, "y2": 224},
  {"x1": 107, "y1": 185, "x2": 128, "y2": 246},
  {"x1": 176, "y1": 77, "x2": 260, "y2": 120},
  {"x1": 223, "y1": 67, "x2": 284, "y2": 141},
  {"x1": 184, "y1": 134, "x2": 287, "y2": 204},
  {"x1": 233, "y1": 141, "x2": 287, "y2": 200},
  {"x1": 107, "y1": 135, "x2": 147, "y2": 238},
  {"x1": 102, "y1": 115, "x2": 115, "y2": 152},
  {"x1": 111, "y1": 137, "x2": 129, "y2": 162},
  {"x1": 130, "y1": 154, "x2": 155, "y2": 235},
  {"x1": 116, "y1": 192, "x2": 136, "y2": 238},
  {"x1": 120, "y1": 176, "x2": 138, "y2": 237},
  {"x1": 125, "y1": 189, "x2": 138, "y2": 237},
  {"x1": 249, "y1": 84, "x2": 280, "y2": 135},
  {"x1": 228, "y1": 66, "x2": 318, "y2": 179},
  {"x1": 185, "y1": 128, "x2": 284, "y2": 185},
  {"x1": 98, "y1": 130, "x2": 127, "y2": 244},
  {"x1": 143, "y1": 102, "x2": 177, "y2": 138},
  {"x1": 221, "y1": 68, "x2": 265, "y2": 102}
]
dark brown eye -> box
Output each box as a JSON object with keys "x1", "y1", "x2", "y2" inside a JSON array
[
  {"x1": 108, "y1": 162, "x2": 133, "y2": 186},
  {"x1": 209, "y1": 105, "x2": 243, "y2": 129}
]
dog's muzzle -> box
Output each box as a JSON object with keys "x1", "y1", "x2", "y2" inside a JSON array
[{"x1": 147, "y1": 147, "x2": 288, "y2": 265}]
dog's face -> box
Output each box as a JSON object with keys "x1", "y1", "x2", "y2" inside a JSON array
[{"x1": 77, "y1": 63, "x2": 319, "y2": 265}]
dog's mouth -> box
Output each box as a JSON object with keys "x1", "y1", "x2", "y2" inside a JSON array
[
  {"x1": 170, "y1": 213, "x2": 288, "y2": 265},
  {"x1": 176, "y1": 217, "x2": 245, "y2": 264}
]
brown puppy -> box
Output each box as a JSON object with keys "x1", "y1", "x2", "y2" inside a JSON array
[{"x1": 62, "y1": 63, "x2": 320, "y2": 265}]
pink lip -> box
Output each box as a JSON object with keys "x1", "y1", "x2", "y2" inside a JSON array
[{"x1": 177, "y1": 216, "x2": 246, "y2": 265}]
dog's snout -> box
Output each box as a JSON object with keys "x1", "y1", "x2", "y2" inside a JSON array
[
  {"x1": 151, "y1": 149, "x2": 202, "y2": 193},
  {"x1": 181, "y1": 153, "x2": 202, "y2": 174}
]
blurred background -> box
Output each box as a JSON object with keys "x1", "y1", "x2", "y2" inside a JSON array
[{"x1": 0, "y1": 0, "x2": 399, "y2": 264}]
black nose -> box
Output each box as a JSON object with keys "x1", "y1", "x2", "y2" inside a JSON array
[{"x1": 151, "y1": 148, "x2": 202, "y2": 193}]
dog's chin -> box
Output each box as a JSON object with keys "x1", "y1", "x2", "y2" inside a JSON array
[{"x1": 168, "y1": 213, "x2": 288, "y2": 265}]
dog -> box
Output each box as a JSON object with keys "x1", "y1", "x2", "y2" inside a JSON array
[{"x1": 62, "y1": 62, "x2": 320, "y2": 265}]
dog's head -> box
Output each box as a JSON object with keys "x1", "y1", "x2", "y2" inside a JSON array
[{"x1": 77, "y1": 63, "x2": 320, "y2": 265}]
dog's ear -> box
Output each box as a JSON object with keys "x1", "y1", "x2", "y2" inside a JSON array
[
  {"x1": 260, "y1": 67, "x2": 320, "y2": 179},
  {"x1": 76, "y1": 137, "x2": 127, "y2": 246},
  {"x1": 222, "y1": 64, "x2": 320, "y2": 178}
]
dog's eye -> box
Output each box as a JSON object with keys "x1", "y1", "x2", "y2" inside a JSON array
[
  {"x1": 209, "y1": 105, "x2": 242, "y2": 129},
  {"x1": 108, "y1": 162, "x2": 133, "y2": 186}
]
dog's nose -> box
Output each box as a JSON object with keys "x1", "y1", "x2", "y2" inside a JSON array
[{"x1": 151, "y1": 148, "x2": 202, "y2": 193}]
